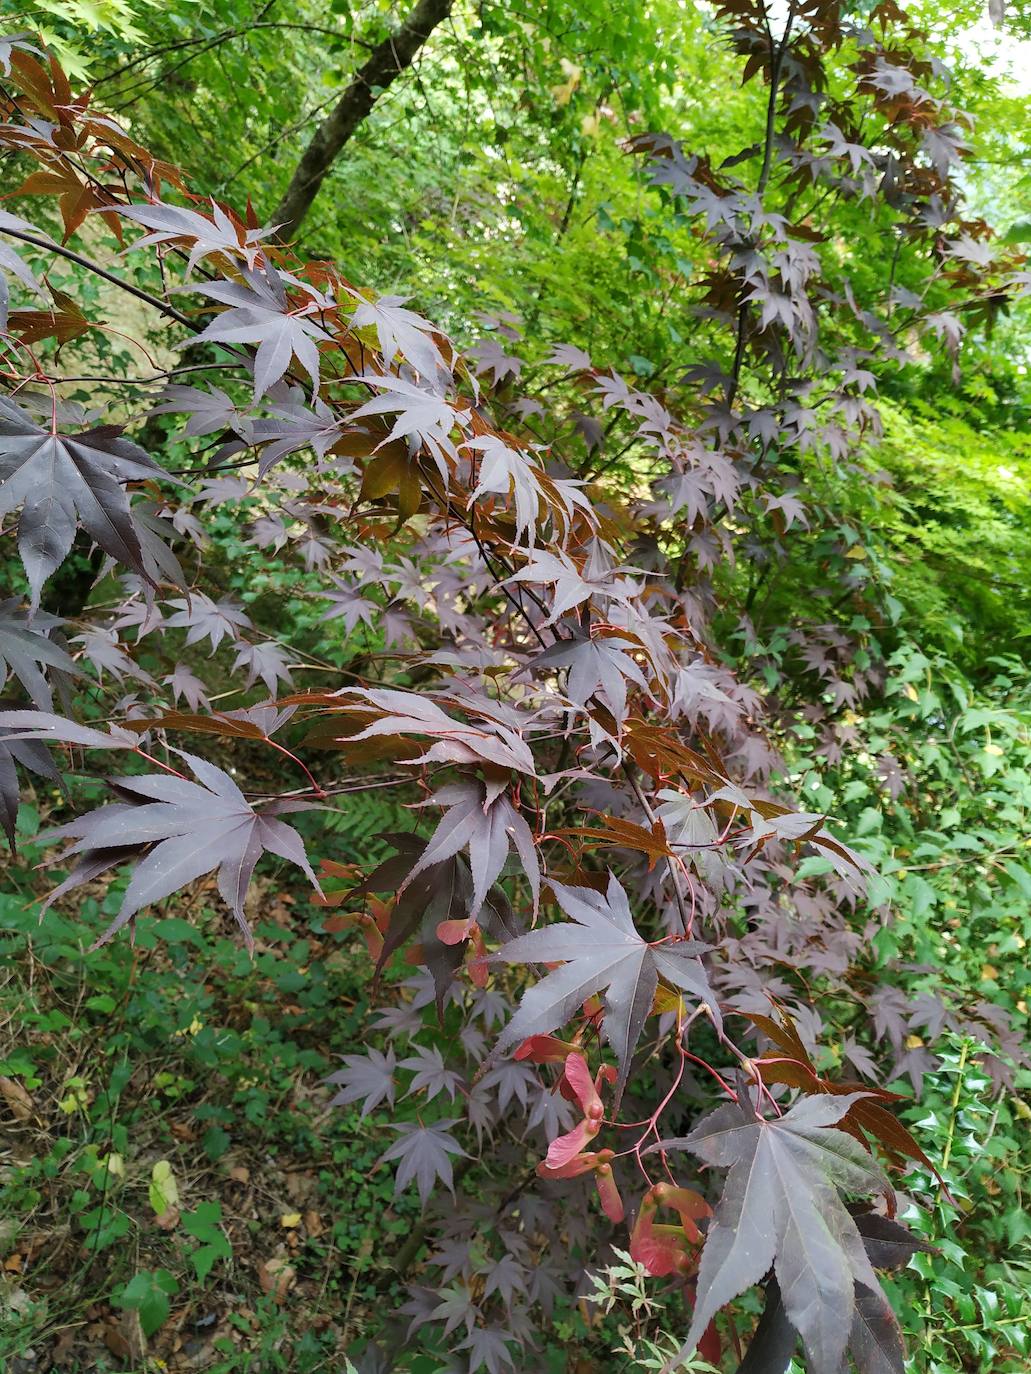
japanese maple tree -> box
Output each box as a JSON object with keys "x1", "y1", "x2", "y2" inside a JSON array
[{"x1": 0, "y1": 4, "x2": 1025, "y2": 1370}]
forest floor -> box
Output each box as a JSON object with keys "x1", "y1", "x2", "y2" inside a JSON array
[{"x1": 0, "y1": 854, "x2": 417, "y2": 1373}]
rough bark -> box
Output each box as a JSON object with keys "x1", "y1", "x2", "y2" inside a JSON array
[{"x1": 270, "y1": 0, "x2": 453, "y2": 243}]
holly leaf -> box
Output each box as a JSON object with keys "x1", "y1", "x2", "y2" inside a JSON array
[
  {"x1": 0, "y1": 394, "x2": 166, "y2": 607},
  {"x1": 660, "y1": 1094, "x2": 892, "y2": 1374},
  {"x1": 489, "y1": 873, "x2": 719, "y2": 1102},
  {"x1": 379, "y1": 1119, "x2": 468, "y2": 1207},
  {"x1": 37, "y1": 749, "x2": 321, "y2": 949}
]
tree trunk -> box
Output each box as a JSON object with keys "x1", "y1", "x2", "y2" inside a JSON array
[{"x1": 270, "y1": 0, "x2": 453, "y2": 244}]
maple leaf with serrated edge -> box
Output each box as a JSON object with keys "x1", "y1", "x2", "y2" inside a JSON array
[
  {"x1": 163, "y1": 665, "x2": 209, "y2": 711},
  {"x1": 460, "y1": 1327, "x2": 517, "y2": 1374},
  {"x1": 379, "y1": 1119, "x2": 469, "y2": 1207},
  {"x1": 233, "y1": 640, "x2": 294, "y2": 697},
  {"x1": 325, "y1": 1046, "x2": 396, "y2": 1119},
  {"x1": 657, "y1": 1093, "x2": 893, "y2": 1374},
  {"x1": 317, "y1": 688, "x2": 536, "y2": 774},
  {"x1": 163, "y1": 594, "x2": 252, "y2": 651},
  {"x1": 119, "y1": 201, "x2": 273, "y2": 276},
  {"x1": 525, "y1": 632, "x2": 649, "y2": 727},
  {"x1": 0, "y1": 600, "x2": 76, "y2": 710},
  {"x1": 466, "y1": 435, "x2": 547, "y2": 546},
  {"x1": 37, "y1": 749, "x2": 320, "y2": 949},
  {"x1": 734, "y1": 1213, "x2": 931, "y2": 1374},
  {"x1": 0, "y1": 211, "x2": 43, "y2": 330},
  {"x1": 399, "y1": 1044, "x2": 463, "y2": 1102},
  {"x1": 488, "y1": 873, "x2": 719, "y2": 1103},
  {"x1": 184, "y1": 266, "x2": 332, "y2": 400},
  {"x1": 349, "y1": 373, "x2": 461, "y2": 486},
  {"x1": 0, "y1": 394, "x2": 167, "y2": 607},
  {"x1": 0, "y1": 723, "x2": 60, "y2": 851},
  {"x1": 0, "y1": 709, "x2": 138, "y2": 751},
  {"x1": 347, "y1": 292, "x2": 450, "y2": 381},
  {"x1": 405, "y1": 782, "x2": 540, "y2": 920}
]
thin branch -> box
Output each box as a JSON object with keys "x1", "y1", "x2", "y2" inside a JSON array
[{"x1": 0, "y1": 227, "x2": 196, "y2": 331}]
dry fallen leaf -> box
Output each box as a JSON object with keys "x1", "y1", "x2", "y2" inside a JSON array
[
  {"x1": 0, "y1": 1076, "x2": 33, "y2": 1122},
  {"x1": 154, "y1": 1204, "x2": 180, "y2": 1232},
  {"x1": 280, "y1": 1212, "x2": 302, "y2": 1229},
  {"x1": 257, "y1": 1255, "x2": 296, "y2": 1302}
]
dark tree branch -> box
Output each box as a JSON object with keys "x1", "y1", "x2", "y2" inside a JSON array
[
  {"x1": 726, "y1": 0, "x2": 796, "y2": 410},
  {"x1": 270, "y1": 0, "x2": 453, "y2": 245},
  {"x1": 0, "y1": 226, "x2": 196, "y2": 331}
]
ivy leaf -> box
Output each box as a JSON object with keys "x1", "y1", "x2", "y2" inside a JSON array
[
  {"x1": 0, "y1": 394, "x2": 166, "y2": 607},
  {"x1": 490, "y1": 873, "x2": 719, "y2": 1102},
  {"x1": 660, "y1": 1094, "x2": 892, "y2": 1374},
  {"x1": 379, "y1": 1119, "x2": 469, "y2": 1207},
  {"x1": 37, "y1": 749, "x2": 321, "y2": 949}
]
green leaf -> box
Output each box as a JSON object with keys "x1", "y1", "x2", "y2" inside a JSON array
[
  {"x1": 117, "y1": 1269, "x2": 178, "y2": 1337},
  {"x1": 148, "y1": 1160, "x2": 179, "y2": 1217},
  {"x1": 202, "y1": 1125, "x2": 232, "y2": 1160},
  {"x1": 189, "y1": 1238, "x2": 231, "y2": 1282},
  {"x1": 182, "y1": 1200, "x2": 224, "y2": 1242}
]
